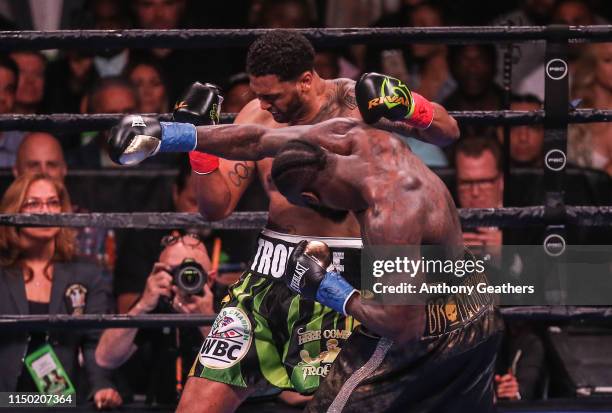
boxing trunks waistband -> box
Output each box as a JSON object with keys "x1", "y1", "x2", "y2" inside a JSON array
[{"x1": 248, "y1": 229, "x2": 363, "y2": 286}]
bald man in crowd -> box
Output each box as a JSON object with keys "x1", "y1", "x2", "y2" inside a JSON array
[{"x1": 13, "y1": 132, "x2": 67, "y2": 180}]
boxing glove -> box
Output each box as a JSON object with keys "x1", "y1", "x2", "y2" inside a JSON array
[
  {"x1": 108, "y1": 115, "x2": 197, "y2": 165},
  {"x1": 356, "y1": 72, "x2": 434, "y2": 129},
  {"x1": 283, "y1": 240, "x2": 357, "y2": 315},
  {"x1": 174, "y1": 82, "x2": 224, "y2": 174},
  {"x1": 174, "y1": 82, "x2": 223, "y2": 126}
]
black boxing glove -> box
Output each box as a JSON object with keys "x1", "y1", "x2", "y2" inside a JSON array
[
  {"x1": 356, "y1": 72, "x2": 434, "y2": 129},
  {"x1": 174, "y1": 82, "x2": 224, "y2": 174},
  {"x1": 283, "y1": 240, "x2": 357, "y2": 315},
  {"x1": 173, "y1": 81, "x2": 223, "y2": 126},
  {"x1": 108, "y1": 114, "x2": 199, "y2": 165}
]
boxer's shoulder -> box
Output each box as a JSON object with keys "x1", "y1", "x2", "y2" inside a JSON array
[
  {"x1": 329, "y1": 78, "x2": 358, "y2": 113},
  {"x1": 234, "y1": 99, "x2": 275, "y2": 125}
]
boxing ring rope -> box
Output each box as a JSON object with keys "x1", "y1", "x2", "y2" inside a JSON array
[
  {"x1": 1, "y1": 207, "x2": 611, "y2": 229},
  {"x1": 2, "y1": 26, "x2": 612, "y2": 51},
  {"x1": 4, "y1": 109, "x2": 612, "y2": 132},
  {"x1": 0, "y1": 306, "x2": 611, "y2": 331}
]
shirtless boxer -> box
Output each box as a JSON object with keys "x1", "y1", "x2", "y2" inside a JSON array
[
  {"x1": 111, "y1": 113, "x2": 502, "y2": 412},
  {"x1": 109, "y1": 30, "x2": 459, "y2": 412}
]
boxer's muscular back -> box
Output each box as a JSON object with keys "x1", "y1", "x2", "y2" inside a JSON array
[
  {"x1": 349, "y1": 126, "x2": 463, "y2": 250},
  {"x1": 195, "y1": 79, "x2": 362, "y2": 236}
]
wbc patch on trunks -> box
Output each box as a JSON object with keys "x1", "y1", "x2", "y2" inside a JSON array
[{"x1": 198, "y1": 307, "x2": 252, "y2": 369}]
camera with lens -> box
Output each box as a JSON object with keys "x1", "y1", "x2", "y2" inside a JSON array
[
  {"x1": 156, "y1": 258, "x2": 208, "y2": 313},
  {"x1": 172, "y1": 258, "x2": 208, "y2": 295}
]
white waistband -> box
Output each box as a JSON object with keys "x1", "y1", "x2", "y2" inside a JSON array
[{"x1": 261, "y1": 228, "x2": 363, "y2": 248}]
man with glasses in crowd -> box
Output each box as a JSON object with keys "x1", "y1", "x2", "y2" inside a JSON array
[{"x1": 455, "y1": 136, "x2": 504, "y2": 261}]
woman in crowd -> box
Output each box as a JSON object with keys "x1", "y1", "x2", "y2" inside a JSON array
[
  {"x1": 569, "y1": 43, "x2": 612, "y2": 175},
  {"x1": 0, "y1": 174, "x2": 121, "y2": 409},
  {"x1": 125, "y1": 58, "x2": 169, "y2": 114}
]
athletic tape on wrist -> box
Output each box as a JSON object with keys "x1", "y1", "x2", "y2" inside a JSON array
[
  {"x1": 159, "y1": 122, "x2": 197, "y2": 152},
  {"x1": 316, "y1": 271, "x2": 358, "y2": 315},
  {"x1": 405, "y1": 92, "x2": 434, "y2": 129}
]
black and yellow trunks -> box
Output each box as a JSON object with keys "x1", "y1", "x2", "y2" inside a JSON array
[
  {"x1": 189, "y1": 229, "x2": 362, "y2": 394},
  {"x1": 306, "y1": 266, "x2": 504, "y2": 412}
]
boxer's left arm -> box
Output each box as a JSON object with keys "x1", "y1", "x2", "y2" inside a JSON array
[
  {"x1": 108, "y1": 115, "x2": 357, "y2": 166},
  {"x1": 193, "y1": 117, "x2": 358, "y2": 160}
]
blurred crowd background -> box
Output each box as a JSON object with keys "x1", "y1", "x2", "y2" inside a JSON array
[{"x1": 0, "y1": 0, "x2": 610, "y2": 409}]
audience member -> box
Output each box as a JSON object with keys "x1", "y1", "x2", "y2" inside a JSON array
[
  {"x1": 70, "y1": 0, "x2": 131, "y2": 29},
  {"x1": 130, "y1": 0, "x2": 186, "y2": 31},
  {"x1": 13, "y1": 132, "x2": 67, "y2": 180},
  {"x1": 569, "y1": 43, "x2": 612, "y2": 175},
  {"x1": 45, "y1": 51, "x2": 99, "y2": 116},
  {"x1": 0, "y1": 54, "x2": 24, "y2": 168},
  {"x1": 254, "y1": 0, "x2": 314, "y2": 28},
  {"x1": 509, "y1": 94, "x2": 545, "y2": 168},
  {"x1": 222, "y1": 73, "x2": 254, "y2": 114},
  {"x1": 516, "y1": 0, "x2": 604, "y2": 100},
  {"x1": 455, "y1": 137, "x2": 503, "y2": 261},
  {"x1": 367, "y1": 2, "x2": 456, "y2": 102},
  {"x1": 45, "y1": 1, "x2": 131, "y2": 117},
  {"x1": 0, "y1": 173, "x2": 120, "y2": 408},
  {"x1": 97, "y1": 230, "x2": 217, "y2": 404},
  {"x1": 75, "y1": 1, "x2": 132, "y2": 78},
  {"x1": 9, "y1": 51, "x2": 47, "y2": 114},
  {"x1": 455, "y1": 137, "x2": 545, "y2": 299},
  {"x1": 67, "y1": 76, "x2": 138, "y2": 169},
  {"x1": 129, "y1": 0, "x2": 232, "y2": 101},
  {"x1": 444, "y1": 44, "x2": 503, "y2": 139},
  {"x1": 495, "y1": 322, "x2": 547, "y2": 401},
  {"x1": 125, "y1": 58, "x2": 169, "y2": 113}
]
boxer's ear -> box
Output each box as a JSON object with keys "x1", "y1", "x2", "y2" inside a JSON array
[{"x1": 298, "y1": 71, "x2": 313, "y2": 93}]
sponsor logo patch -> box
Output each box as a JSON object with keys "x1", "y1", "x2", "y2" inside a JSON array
[
  {"x1": 298, "y1": 339, "x2": 342, "y2": 380},
  {"x1": 290, "y1": 261, "x2": 308, "y2": 292},
  {"x1": 367, "y1": 76, "x2": 413, "y2": 115},
  {"x1": 545, "y1": 149, "x2": 567, "y2": 171},
  {"x1": 546, "y1": 59, "x2": 568, "y2": 81},
  {"x1": 199, "y1": 307, "x2": 252, "y2": 369},
  {"x1": 425, "y1": 272, "x2": 492, "y2": 337},
  {"x1": 297, "y1": 328, "x2": 352, "y2": 345}
]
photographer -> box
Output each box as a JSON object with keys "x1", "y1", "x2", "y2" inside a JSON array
[{"x1": 95, "y1": 230, "x2": 218, "y2": 404}]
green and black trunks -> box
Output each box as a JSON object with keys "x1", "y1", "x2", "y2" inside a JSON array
[{"x1": 189, "y1": 229, "x2": 362, "y2": 394}]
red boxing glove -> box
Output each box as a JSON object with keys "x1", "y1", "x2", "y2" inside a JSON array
[{"x1": 189, "y1": 151, "x2": 219, "y2": 175}]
